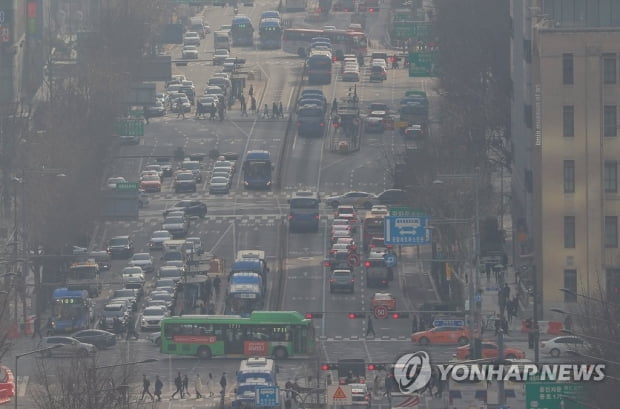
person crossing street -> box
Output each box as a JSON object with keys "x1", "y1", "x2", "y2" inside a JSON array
[
  {"x1": 140, "y1": 375, "x2": 154, "y2": 401},
  {"x1": 366, "y1": 316, "x2": 375, "y2": 337}
]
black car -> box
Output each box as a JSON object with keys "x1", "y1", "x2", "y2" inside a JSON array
[
  {"x1": 163, "y1": 200, "x2": 207, "y2": 218},
  {"x1": 155, "y1": 157, "x2": 174, "y2": 177},
  {"x1": 71, "y1": 329, "x2": 116, "y2": 349},
  {"x1": 377, "y1": 189, "x2": 407, "y2": 205},
  {"x1": 106, "y1": 236, "x2": 134, "y2": 259},
  {"x1": 330, "y1": 269, "x2": 355, "y2": 293},
  {"x1": 174, "y1": 172, "x2": 197, "y2": 193}
]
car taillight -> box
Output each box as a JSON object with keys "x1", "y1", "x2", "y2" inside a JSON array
[
  {"x1": 351, "y1": 279, "x2": 355, "y2": 283},
  {"x1": 324, "y1": 261, "x2": 330, "y2": 267},
  {"x1": 330, "y1": 249, "x2": 337, "y2": 254},
  {"x1": 288, "y1": 215, "x2": 293, "y2": 220},
  {"x1": 320, "y1": 122, "x2": 325, "y2": 127},
  {"x1": 330, "y1": 279, "x2": 334, "y2": 283},
  {"x1": 370, "y1": 244, "x2": 376, "y2": 248},
  {"x1": 315, "y1": 215, "x2": 320, "y2": 220},
  {"x1": 368, "y1": 8, "x2": 374, "y2": 12},
  {"x1": 344, "y1": 8, "x2": 349, "y2": 11},
  {"x1": 340, "y1": 379, "x2": 346, "y2": 385},
  {"x1": 386, "y1": 244, "x2": 393, "y2": 249}
]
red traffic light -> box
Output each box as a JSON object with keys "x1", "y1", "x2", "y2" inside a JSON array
[
  {"x1": 367, "y1": 364, "x2": 375, "y2": 370},
  {"x1": 305, "y1": 312, "x2": 324, "y2": 319},
  {"x1": 321, "y1": 364, "x2": 330, "y2": 371},
  {"x1": 348, "y1": 312, "x2": 364, "y2": 319},
  {"x1": 368, "y1": 8, "x2": 374, "y2": 12},
  {"x1": 391, "y1": 313, "x2": 400, "y2": 319},
  {"x1": 348, "y1": 313, "x2": 356, "y2": 319},
  {"x1": 391, "y1": 312, "x2": 410, "y2": 319},
  {"x1": 364, "y1": 261, "x2": 371, "y2": 267}
]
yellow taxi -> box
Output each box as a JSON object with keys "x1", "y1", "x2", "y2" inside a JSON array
[{"x1": 411, "y1": 326, "x2": 471, "y2": 346}]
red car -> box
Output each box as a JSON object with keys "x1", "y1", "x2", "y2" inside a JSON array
[{"x1": 455, "y1": 341, "x2": 526, "y2": 360}]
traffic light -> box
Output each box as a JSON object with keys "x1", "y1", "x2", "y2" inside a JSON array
[
  {"x1": 321, "y1": 363, "x2": 338, "y2": 370},
  {"x1": 305, "y1": 312, "x2": 324, "y2": 319},
  {"x1": 367, "y1": 364, "x2": 387, "y2": 371},
  {"x1": 348, "y1": 312, "x2": 365, "y2": 319},
  {"x1": 391, "y1": 312, "x2": 410, "y2": 319}
]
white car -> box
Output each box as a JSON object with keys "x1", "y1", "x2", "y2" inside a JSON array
[
  {"x1": 182, "y1": 45, "x2": 199, "y2": 59},
  {"x1": 214, "y1": 49, "x2": 230, "y2": 65},
  {"x1": 141, "y1": 306, "x2": 169, "y2": 330},
  {"x1": 146, "y1": 331, "x2": 162, "y2": 346},
  {"x1": 128, "y1": 253, "x2": 154, "y2": 273},
  {"x1": 183, "y1": 31, "x2": 201, "y2": 46},
  {"x1": 149, "y1": 230, "x2": 172, "y2": 251},
  {"x1": 369, "y1": 205, "x2": 389, "y2": 217},
  {"x1": 106, "y1": 177, "x2": 126, "y2": 189},
  {"x1": 540, "y1": 336, "x2": 588, "y2": 357},
  {"x1": 342, "y1": 70, "x2": 360, "y2": 82}
]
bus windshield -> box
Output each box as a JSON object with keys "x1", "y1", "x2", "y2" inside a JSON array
[
  {"x1": 53, "y1": 298, "x2": 85, "y2": 319},
  {"x1": 290, "y1": 198, "x2": 319, "y2": 208},
  {"x1": 245, "y1": 161, "x2": 271, "y2": 177},
  {"x1": 69, "y1": 265, "x2": 98, "y2": 279}
]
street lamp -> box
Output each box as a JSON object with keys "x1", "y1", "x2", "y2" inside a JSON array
[
  {"x1": 433, "y1": 172, "x2": 480, "y2": 358},
  {"x1": 15, "y1": 345, "x2": 63, "y2": 409}
]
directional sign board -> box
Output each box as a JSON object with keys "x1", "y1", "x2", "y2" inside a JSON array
[
  {"x1": 525, "y1": 381, "x2": 587, "y2": 409},
  {"x1": 433, "y1": 319, "x2": 465, "y2": 328},
  {"x1": 389, "y1": 207, "x2": 425, "y2": 217},
  {"x1": 255, "y1": 386, "x2": 280, "y2": 407},
  {"x1": 116, "y1": 182, "x2": 140, "y2": 191},
  {"x1": 327, "y1": 385, "x2": 352, "y2": 405},
  {"x1": 409, "y1": 51, "x2": 438, "y2": 78},
  {"x1": 384, "y1": 216, "x2": 431, "y2": 246}
]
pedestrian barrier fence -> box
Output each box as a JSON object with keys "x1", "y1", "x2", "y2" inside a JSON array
[{"x1": 520, "y1": 320, "x2": 563, "y2": 335}]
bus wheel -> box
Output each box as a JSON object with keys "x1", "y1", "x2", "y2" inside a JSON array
[
  {"x1": 273, "y1": 347, "x2": 288, "y2": 359},
  {"x1": 197, "y1": 346, "x2": 212, "y2": 359}
]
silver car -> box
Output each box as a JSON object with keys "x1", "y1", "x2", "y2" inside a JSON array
[
  {"x1": 162, "y1": 216, "x2": 190, "y2": 237},
  {"x1": 40, "y1": 336, "x2": 96, "y2": 357},
  {"x1": 209, "y1": 176, "x2": 231, "y2": 194},
  {"x1": 140, "y1": 306, "x2": 169, "y2": 330},
  {"x1": 325, "y1": 191, "x2": 378, "y2": 209},
  {"x1": 149, "y1": 230, "x2": 172, "y2": 251}
]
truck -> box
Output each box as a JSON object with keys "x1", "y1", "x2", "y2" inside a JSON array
[{"x1": 66, "y1": 260, "x2": 102, "y2": 297}]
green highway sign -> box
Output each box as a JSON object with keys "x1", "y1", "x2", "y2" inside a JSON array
[
  {"x1": 389, "y1": 207, "x2": 425, "y2": 217},
  {"x1": 392, "y1": 21, "x2": 432, "y2": 40},
  {"x1": 114, "y1": 119, "x2": 144, "y2": 137},
  {"x1": 116, "y1": 182, "x2": 140, "y2": 191},
  {"x1": 525, "y1": 382, "x2": 587, "y2": 409},
  {"x1": 409, "y1": 51, "x2": 437, "y2": 77}
]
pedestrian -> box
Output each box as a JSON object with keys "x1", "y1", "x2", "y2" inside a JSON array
[
  {"x1": 214, "y1": 276, "x2": 221, "y2": 295},
  {"x1": 373, "y1": 374, "x2": 381, "y2": 398},
  {"x1": 503, "y1": 283, "x2": 511, "y2": 300},
  {"x1": 564, "y1": 314, "x2": 573, "y2": 331},
  {"x1": 176, "y1": 98, "x2": 185, "y2": 119},
  {"x1": 251, "y1": 96, "x2": 257, "y2": 113},
  {"x1": 272, "y1": 102, "x2": 278, "y2": 119},
  {"x1": 241, "y1": 99, "x2": 247, "y2": 116},
  {"x1": 32, "y1": 316, "x2": 42, "y2": 339},
  {"x1": 279, "y1": 101, "x2": 284, "y2": 118},
  {"x1": 154, "y1": 375, "x2": 163, "y2": 401},
  {"x1": 249, "y1": 84, "x2": 254, "y2": 97},
  {"x1": 331, "y1": 98, "x2": 338, "y2": 114},
  {"x1": 219, "y1": 372, "x2": 227, "y2": 398},
  {"x1": 182, "y1": 374, "x2": 190, "y2": 398},
  {"x1": 263, "y1": 104, "x2": 270, "y2": 119},
  {"x1": 143, "y1": 107, "x2": 150, "y2": 124},
  {"x1": 208, "y1": 302, "x2": 215, "y2": 314},
  {"x1": 501, "y1": 317, "x2": 509, "y2": 335},
  {"x1": 194, "y1": 373, "x2": 203, "y2": 399},
  {"x1": 384, "y1": 372, "x2": 393, "y2": 398},
  {"x1": 126, "y1": 315, "x2": 139, "y2": 340},
  {"x1": 366, "y1": 316, "x2": 375, "y2": 337},
  {"x1": 141, "y1": 374, "x2": 154, "y2": 401},
  {"x1": 172, "y1": 372, "x2": 184, "y2": 399},
  {"x1": 411, "y1": 315, "x2": 418, "y2": 333},
  {"x1": 206, "y1": 373, "x2": 215, "y2": 397},
  {"x1": 46, "y1": 317, "x2": 54, "y2": 336},
  {"x1": 284, "y1": 397, "x2": 292, "y2": 409},
  {"x1": 285, "y1": 379, "x2": 294, "y2": 399}
]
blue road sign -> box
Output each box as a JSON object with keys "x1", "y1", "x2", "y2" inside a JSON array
[
  {"x1": 256, "y1": 386, "x2": 280, "y2": 407},
  {"x1": 433, "y1": 319, "x2": 465, "y2": 327},
  {"x1": 384, "y1": 216, "x2": 431, "y2": 245},
  {"x1": 384, "y1": 253, "x2": 397, "y2": 267}
]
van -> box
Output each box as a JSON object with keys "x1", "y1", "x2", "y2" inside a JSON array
[
  {"x1": 189, "y1": 17, "x2": 207, "y2": 39},
  {"x1": 163, "y1": 239, "x2": 186, "y2": 252},
  {"x1": 237, "y1": 357, "x2": 277, "y2": 384}
]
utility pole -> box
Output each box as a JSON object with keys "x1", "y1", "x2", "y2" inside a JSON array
[
  {"x1": 533, "y1": 265, "x2": 540, "y2": 362},
  {"x1": 497, "y1": 329, "x2": 505, "y2": 407}
]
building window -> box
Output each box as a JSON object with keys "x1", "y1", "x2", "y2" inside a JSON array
[
  {"x1": 564, "y1": 216, "x2": 575, "y2": 248},
  {"x1": 563, "y1": 160, "x2": 575, "y2": 193},
  {"x1": 605, "y1": 216, "x2": 618, "y2": 248},
  {"x1": 604, "y1": 105, "x2": 617, "y2": 137},
  {"x1": 603, "y1": 54, "x2": 617, "y2": 84},
  {"x1": 563, "y1": 269, "x2": 577, "y2": 302},
  {"x1": 563, "y1": 53, "x2": 574, "y2": 85},
  {"x1": 606, "y1": 269, "x2": 620, "y2": 301},
  {"x1": 604, "y1": 161, "x2": 618, "y2": 193},
  {"x1": 563, "y1": 105, "x2": 574, "y2": 137}
]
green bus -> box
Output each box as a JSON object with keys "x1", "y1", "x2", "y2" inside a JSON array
[{"x1": 159, "y1": 311, "x2": 315, "y2": 359}]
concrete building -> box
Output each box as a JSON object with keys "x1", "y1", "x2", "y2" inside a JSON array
[{"x1": 510, "y1": 0, "x2": 620, "y2": 313}]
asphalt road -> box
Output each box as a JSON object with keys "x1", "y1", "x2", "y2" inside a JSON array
[{"x1": 5, "y1": 3, "x2": 538, "y2": 409}]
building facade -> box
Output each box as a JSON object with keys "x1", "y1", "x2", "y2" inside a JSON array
[{"x1": 511, "y1": 0, "x2": 620, "y2": 312}]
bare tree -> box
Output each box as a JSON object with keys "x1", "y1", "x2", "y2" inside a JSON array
[{"x1": 31, "y1": 356, "x2": 153, "y2": 409}]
